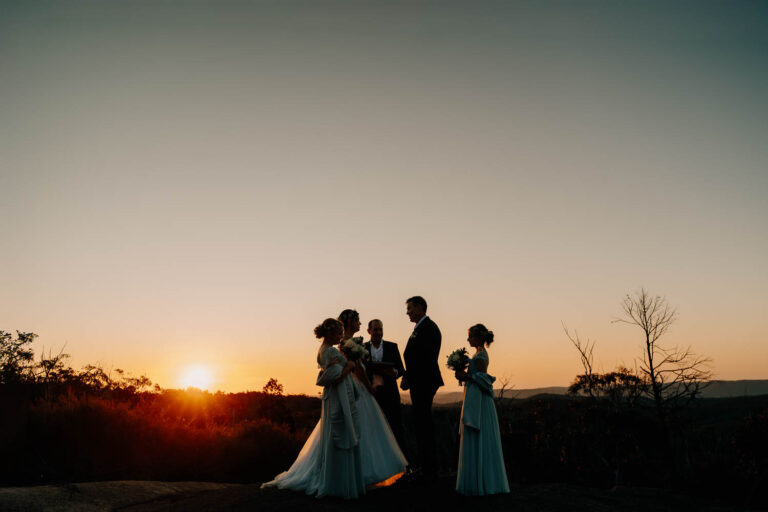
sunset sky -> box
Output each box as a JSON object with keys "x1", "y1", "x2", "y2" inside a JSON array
[{"x1": 1, "y1": 1, "x2": 766, "y2": 395}]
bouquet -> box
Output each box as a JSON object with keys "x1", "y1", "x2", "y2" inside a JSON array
[
  {"x1": 446, "y1": 347, "x2": 470, "y2": 371},
  {"x1": 446, "y1": 347, "x2": 470, "y2": 386},
  {"x1": 341, "y1": 336, "x2": 369, "y2": 361}
]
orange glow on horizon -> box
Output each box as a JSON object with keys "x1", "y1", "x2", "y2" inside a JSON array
[{"x1": 178, "y1": 364, "x2": 214, "y2": 390}]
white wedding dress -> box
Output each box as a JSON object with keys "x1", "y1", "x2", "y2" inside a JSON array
[
  {"x1": 350, "y1": 363, "x2": 408, "y2": 485},
  {"x1": 263, "y1": 349, "x2": 406, "y2": 496}
]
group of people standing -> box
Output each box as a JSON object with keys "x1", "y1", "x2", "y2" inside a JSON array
[{"x1": 262, "y1": 296, "x2": 509, "y2": 498}]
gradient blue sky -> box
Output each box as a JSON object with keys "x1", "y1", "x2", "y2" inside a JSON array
[{"x1": 1, "y1": 1, "x2": 766, "y2": 394}]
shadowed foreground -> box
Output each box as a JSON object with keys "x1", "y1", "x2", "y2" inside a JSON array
[{"x1": 0, "y1": 478, "x2": 754, "y2": 512}]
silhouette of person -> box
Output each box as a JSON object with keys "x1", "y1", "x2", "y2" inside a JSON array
[
  {"x1": 401, "y1": 296, "x2": 443, "y2": 481},
  {"x1": 363, "y1": 319, "x2": 407, "y2": 454}
]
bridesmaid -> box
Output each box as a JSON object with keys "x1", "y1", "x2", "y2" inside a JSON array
[{"x1": 453, "y1": 323, "x2": 510, "y2": 496}]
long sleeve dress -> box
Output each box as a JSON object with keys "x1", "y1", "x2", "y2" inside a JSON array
[
  {"x1": 262, "y1": 346, "x2": 366, "y2": 499},
  {"x1": 456, "y1": 350, "x2": 510, "y2": 496}
]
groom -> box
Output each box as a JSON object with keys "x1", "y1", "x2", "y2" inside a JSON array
[{"x1": 401, "y1": 295, "x2": 443, "y2": 481}]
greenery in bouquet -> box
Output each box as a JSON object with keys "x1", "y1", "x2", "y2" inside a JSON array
[
  {"x1": 446, "y1": 347, "x2": 470, "y2": 386},
  {"x1": 341, "y1": 336, "x2": 369, "y2": 361},
  {"x1": 446, "y1": 347, "x2": 470, "y2": 371}
]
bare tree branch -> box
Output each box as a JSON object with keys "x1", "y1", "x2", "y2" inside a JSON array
[
  {"x1": 614, "y1": 288, "x2": 712, "y2": 424},
  {"x1": 563, "y1": 322, "x2": 598, "y2": 398}
]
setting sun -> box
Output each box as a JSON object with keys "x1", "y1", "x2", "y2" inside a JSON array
[{"x1": 178, "y1": 364, "x2": 214, "y2": 390}]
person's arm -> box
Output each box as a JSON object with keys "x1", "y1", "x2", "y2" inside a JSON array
[
  {"x1": 317, "y1": 357, "x2": 344, "y2": 387},
  {"x1": 412, "y1": 323, "x2": 440, "y2": 369},
  {"x1": 334, "y1": 360, "x2": 356, "y2": 384},
  {"x1": 429, "y1": 323, "x2": 442, "y2": 364},
  {"x1": 353, "y1": 360, "x2": 374, "y2": 393},
  {"x1": 363, "y1": 344, "x2": 374, "y2": 380},
  {"x1": 393, "y1": 343, "x2": 405, "y2": 379}
]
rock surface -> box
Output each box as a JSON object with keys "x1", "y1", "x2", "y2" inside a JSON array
[{"x1": 0, "y1": 479, "x2": 752, "y2": 512}]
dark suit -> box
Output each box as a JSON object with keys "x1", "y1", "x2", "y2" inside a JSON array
[
  {"x1": 363, "y1": 340, "x2": 406, "y2": 453},
  {"x1": 403, "y1": 316, "x2": 443, "y2": 476}
]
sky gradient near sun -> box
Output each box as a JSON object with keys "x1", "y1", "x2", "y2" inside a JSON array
[{"x1": 1, "y1": 1, "x2": 767, "y2": 395}]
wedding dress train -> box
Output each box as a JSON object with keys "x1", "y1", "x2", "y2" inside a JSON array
[
  {"x1": 350, "y1": 367, "x2": 407, "y2": 486},
  {"x1": 262, "y1": 346, "x2": 365, "y2": 499},
  {"x1": 262, "y1": 348, "x2": 406, "y2": 498}
]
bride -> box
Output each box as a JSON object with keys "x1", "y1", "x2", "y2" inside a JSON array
[
  {"x1": 337, "y1": 309, "x2": 407, "y2": 486},
  {"x1": 262, "y1": 318, "x2": 366, "y2": 499},
  {"x1": 262, "y1": 313, "x2": 406, "y2": 498}
]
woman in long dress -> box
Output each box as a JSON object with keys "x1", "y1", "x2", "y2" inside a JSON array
[
  {"x1": 338, "y1": 309, "x2": 407, "y2": 486},
  {"x1": 262, "y1": 318, "x2": 366, "y2": 499},
  {"x1": 453, "y1": 323, "x2": 510, "y2": 496}
]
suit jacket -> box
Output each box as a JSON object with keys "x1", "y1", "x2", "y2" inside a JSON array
[
  {"x1": 403, "y1": 316, "x2": 444, "y2": 391},
  {"x1": 363, "y1": 340, "x2": 405, "y2": 401}
]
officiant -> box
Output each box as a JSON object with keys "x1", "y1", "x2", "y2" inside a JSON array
[{"x1": 364, "y1": 319, "x2": 407, "y2": 453}]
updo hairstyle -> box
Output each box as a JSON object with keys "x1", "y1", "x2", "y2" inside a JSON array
[
  {"x1": 338, "y1": 309, "x2": 359, "y2": 332},
  {"x1": 469, "y1": 323, "x2": 495, "y2": 346},
  {"x1": 315, "y1": 318, "x2": 343, "y2": 340}
]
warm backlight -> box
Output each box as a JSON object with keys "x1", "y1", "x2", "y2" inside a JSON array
[
  {"x1": 178, "y1": 364, "x2": 214, "y2": 390},
  {"x1": 372, "y1": 472, "x2": 404, "y2": 488}
]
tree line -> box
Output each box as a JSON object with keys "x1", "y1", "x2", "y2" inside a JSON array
[{"x1": 1, "y1": 289, "x2": 764, "y2": 509}]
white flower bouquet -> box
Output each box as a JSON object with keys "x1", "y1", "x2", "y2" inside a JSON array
[{"x1": 341, "y1": 336, "x2": 369, "y2": 361}]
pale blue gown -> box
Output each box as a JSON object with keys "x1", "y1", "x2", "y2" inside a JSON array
[
  {"x1": 262, "y1": 346, "x2": 366, "y2": 499},
  {"x1": 456, "y1": 350, "x2": 510, "y2": 496}
]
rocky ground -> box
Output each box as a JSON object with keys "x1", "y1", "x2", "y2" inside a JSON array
[{"x1": 0, "y1": 478, "x2": 755, "y2": 512}]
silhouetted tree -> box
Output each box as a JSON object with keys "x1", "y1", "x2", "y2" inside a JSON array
[
  {"x1": 262, "y1": 378, "x2": 284, "y2": 396},
  {"x1": 569, "y1": 366, "x2": 646, "y2": 408},
  {"x1": 613, "y1": 289, "x2": 711, "y2": 424},
  {"x1": 564, "y1": 324, "x2": 598, "y2": 398},
  {"x1": 0, "y1": 330, "x2": 36, "y2": 385},
  {"x1": 258, "y1": 378, "x2": 293, "y2": 431},
  {"x1": 37, "y1": 344, "x2": 74, "y2": 403},
  {"x1": 495, "y1": 372, "x2": 515, "y2": 403},
  {"x1": 78, "y1": 364, "x2": 112, "y2": 389}
]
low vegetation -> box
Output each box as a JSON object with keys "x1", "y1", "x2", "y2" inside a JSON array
[{"x1": 1, "y1": 328, "x2": 765, "y2": 509}]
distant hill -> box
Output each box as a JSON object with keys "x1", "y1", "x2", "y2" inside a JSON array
[
  {"x1": 698, "y1": 379, "x2": 768, "y2": 398},
  {"x1": 426, "y1": 386, "x2": 568, "y2": 405},
  {"x1": 403, "y1": 379, "x2": 768, "y2": 405}
]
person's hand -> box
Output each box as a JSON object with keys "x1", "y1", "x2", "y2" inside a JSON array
[
  {"x1": 400, "y1": 376, "x2": 410, "y2": 391},
  {"x1": 454, "y1": 369, "x2": 468, "y2": 382}
]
